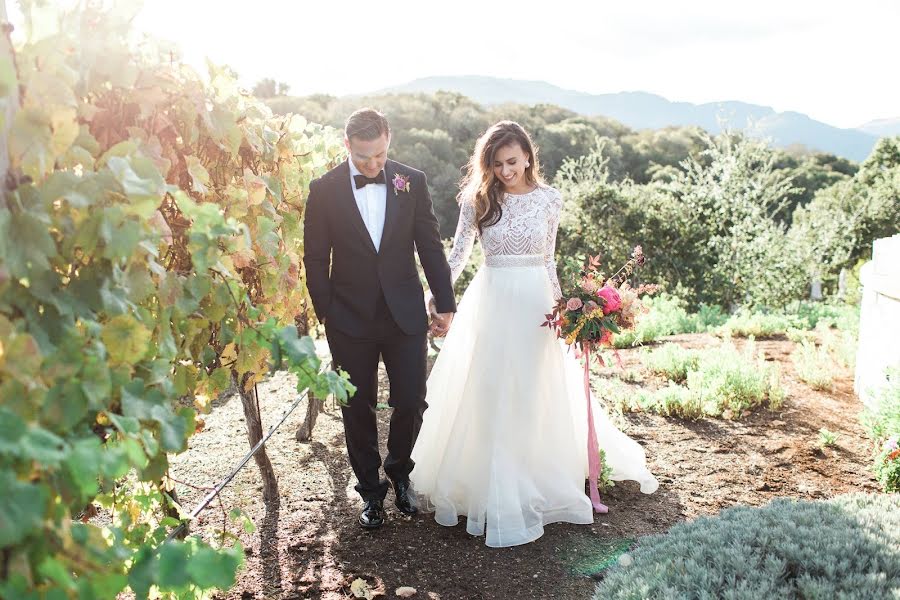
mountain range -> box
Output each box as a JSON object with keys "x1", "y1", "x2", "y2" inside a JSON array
[{"x1": 378, "y1": 76, "x2": 897, "y2": 162}]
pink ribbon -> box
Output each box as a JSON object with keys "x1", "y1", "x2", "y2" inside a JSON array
[{"x1": 584, "y1": 347, "x2": 609, "y2": 514}]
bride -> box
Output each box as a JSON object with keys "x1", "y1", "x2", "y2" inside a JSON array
[{"x1": 411, "y1": 121, "x2": 658, "y2": 548}]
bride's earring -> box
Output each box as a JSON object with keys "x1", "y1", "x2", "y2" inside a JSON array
[{"x1": 524, "y1": 161, "x2": 530, "y2": 168}]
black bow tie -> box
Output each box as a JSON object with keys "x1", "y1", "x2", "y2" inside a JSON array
[{"x1": 354, "y1": 172, "x2": 385, "y2": 188}]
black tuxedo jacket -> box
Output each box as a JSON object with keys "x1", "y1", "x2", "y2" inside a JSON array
[{"x1": 303, "y1": 159, "x2": 457, "y2": 337}]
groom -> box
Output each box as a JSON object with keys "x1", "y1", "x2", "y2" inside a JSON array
[{"x1": 303, "y1": 108, "x2": 456, "y2": 528}]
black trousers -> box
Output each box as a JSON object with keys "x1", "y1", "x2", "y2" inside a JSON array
[{"x1": 325, "y1": 294, "x2": 428, "y2": 502}]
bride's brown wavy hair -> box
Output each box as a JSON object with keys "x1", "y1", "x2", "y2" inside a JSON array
[{"x1": 458, "y1": 121, "x2": 545, "y2": 233}]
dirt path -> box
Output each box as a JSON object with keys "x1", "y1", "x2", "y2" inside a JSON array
[{"x1": 169, "y1": 334, "x2": 879, "y2": 600}]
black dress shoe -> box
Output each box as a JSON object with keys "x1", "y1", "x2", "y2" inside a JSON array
[
  {"x1": 390, "y1": 479, "x2": 418, "y2": 516},
  {"x1": 358, "y1": 498, "x2": 385, "y2": 529}
]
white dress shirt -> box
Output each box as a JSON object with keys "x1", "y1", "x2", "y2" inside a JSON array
[{"x1": 348, "y1": 158, "x2": 387, "y2": 252}]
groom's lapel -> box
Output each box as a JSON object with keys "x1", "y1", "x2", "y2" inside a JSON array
[
  {"x1": 335, "y1": 160, "x2": 377, "y2": 254},
  {"x1": 379, "y1": 160, "x2": 400, "y2": 253}
]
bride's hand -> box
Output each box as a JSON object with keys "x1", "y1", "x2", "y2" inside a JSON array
[{"x1": 430, "y1": 312, "x2": 454, "y2": 337}]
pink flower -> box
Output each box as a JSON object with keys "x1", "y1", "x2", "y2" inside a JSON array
[
  {"x1": 885, "y1": 436, "x2": 899, "y2": 452},
  {"x1": 581, "y1": 277, "x2": 600, "y2": 295},
  {"x1": 599, "y1": 330, "x2": 613, "y2": 345},
  {"x1": 585, "y1": 300, "x2": 600, "y2": 314},
  {"x1": 566, "y1": 297, "x2": 583, "y2": 312},
  {"x1": 392, "y1": 173, "x2": 410, "y2": 193},
  {"x1": 597, "y1": 286, "x2": 622, "y2": 314}
]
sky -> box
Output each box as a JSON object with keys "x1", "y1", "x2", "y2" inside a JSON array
[{"x1": 13, "y1": 0, "x2": 900, "y2": 129}]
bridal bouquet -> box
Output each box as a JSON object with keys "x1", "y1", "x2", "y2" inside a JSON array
[
  {"x1": 542, "y1": 246, "x2": 655, "y2": 514},
  {"x1": 542, "y1": 246, "x2": 656, "y2": 354}
]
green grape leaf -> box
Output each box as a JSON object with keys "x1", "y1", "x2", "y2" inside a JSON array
[
  {"x1": 309, "y1": 370, "x2": 356, "y2": 406},
  {"x1": 275, "y1": 326, "x2": 317, "y2": 366},
  {"x1": 120, "y1": 379, "x2": 165, "y2": 420},
  {"x1": 0, "y1": 405, "x2": 25, "y2": 451},
  {"x1": 107, "y1": 413, "x2": 140, "y2": 435},
  {"x1": 107, "y1": 156, "x2": 164, "y2": 218},
  {"x1": 81, "y1": 355, "x2": 113, "y2": 410},
  {"x1": 140, "y1": 451, "x2": 167, "y2": 482},
  {"x1": 9, "y1": 108, "x2": 54, "y2": 179},
  {"x1": 0, "y1": 472, "x2": 49, "y2": 548},
  {"x1": 207, "y1": 367, "x2": 231, "y2": 395},
  {"x1": 127, "y1": 546, "x2": 157, "y2": 600},
  {"x1": 41, "y1": 380, "x2": 89, "y2": 431},
  {"x1": 62, "y1": 438, "x2": 103, "y2": 500},
  {"x1": 185, "y1": 545, "x2": 242, "y2": 590},
  {"x1": 157, "y1": 541, "x2": 191, "y2": 589},
  {"x1": 153, "y1": 405, "x2": 191, "y2": 452},
  {"x1": 37, "y1": 556, "x2": 76, "y2": 590},
  {"x1": 101, "y1": 315, "x2": 151, "y2": 365},
  {"x1": 0, "y1": 207, "x2": 56, "y2": 279},
  {"x1": 1, "y1": 331, "x2": 43, "y2": 384},
  {"x1": 121, "y1": 436, "x2": 148, "y2": 469},
  {"x1": 100, "y1": 215, "x2": 143, "y2": 261},
  {"x1": 21, "y1": 427, "x2": 68, "y2": 466}
]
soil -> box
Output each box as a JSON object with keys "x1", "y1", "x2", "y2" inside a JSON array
[{"x1": 168, "y1": 333, "x2": 879, "y2": 600}]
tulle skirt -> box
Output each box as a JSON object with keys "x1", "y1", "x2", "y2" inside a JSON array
[{"x1": 410, "y1": 257, "x2": 658, "y2": 547}]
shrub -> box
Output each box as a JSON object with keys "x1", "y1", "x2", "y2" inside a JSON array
[
  {"x1": 792, "y1": 340, "x2": 834, "y2": 391},
  {"x1": 717, "y1": 302, "x2": 860, "y2": 339},
  {"x1": 788, "y1": 301, "x2": 859, "y2": 331},
  {"x1": 861, "y1": 368, "x2": 900, "y2": 492},
  {"x1": 873, "y1": 436, "x2": 900, "y2": 493},
  {"x1": 613, "y1": 295, "x2": 689, "y2": 348},
  {"x1": 593, "y1": 493, "x2": 900, "y2": 599},
  {"x1": 613, "y1": 294, "x2": 724, "y2": 348},
  {"x1": 820, "y1": 324, "x2": 858, "y2": 369},
  {"x1": 860, "y1": 368, "x2": 900, "y2": 442},
  {"x1": 643, "y1": 344, "x2": 700, "y2": 383},
  {"x1": 630, "y1": 382, "x2": 703, "y2": 420},
  {"x1": 786, "y1": 327, "x2": 815, "y2": 344},
  {"x1": 718, "y1": 310, "x2": 801, "y2": 338},
  {"x1": 686, "y1": 342, "x2": 783, "y2": 417},
  {"x1": 621, "y1": 342, "x2": 784, "y2": 419}
]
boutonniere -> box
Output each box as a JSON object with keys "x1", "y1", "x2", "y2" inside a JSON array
[{"x1": 392, "y1": 173, "x2": 411, "y2": 194}]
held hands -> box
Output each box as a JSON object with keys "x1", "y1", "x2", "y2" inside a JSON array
[
  {"x1": 425, "y1": 291, "x2": 454, "y2": 337},
  {"x1": 430, "y1": 311, "x2": 454, "y2": 337}
]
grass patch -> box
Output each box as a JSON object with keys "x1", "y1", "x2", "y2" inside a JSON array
[{"x1": 592, "y1": 493, "x2": 900, "y2": 599}]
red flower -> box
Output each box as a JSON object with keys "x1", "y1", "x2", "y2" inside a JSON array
[{"x1": 597, "y1": 286, "x2": 622, "y2": 314}]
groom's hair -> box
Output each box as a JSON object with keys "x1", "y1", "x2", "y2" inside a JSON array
[{"x1": 345, "y1": 108, "x2": 391, "y2": 141}]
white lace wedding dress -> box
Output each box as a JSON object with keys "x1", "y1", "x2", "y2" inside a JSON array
[{"x1": 409, "y1": 185, "x2": 658, "y2": 548}]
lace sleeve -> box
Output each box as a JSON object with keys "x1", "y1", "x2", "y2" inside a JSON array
[
  {"x1": 544, "y1": 189, "x2": 564, "y2": 301},
  {"x1": 447, "y1": 200, "x2": 478, "y2": 285}
]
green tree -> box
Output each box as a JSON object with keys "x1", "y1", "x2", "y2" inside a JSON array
[
  {"x1": 790, "y1": 136, "x2": 900, "y2": 290},
  {"x1": 252, "y1": 78, "x2": 290, "y2": 98}
]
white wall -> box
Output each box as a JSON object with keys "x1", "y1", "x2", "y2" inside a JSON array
[{"x1": 855, "y1": 234, "x2": 900, "y2": 408}]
